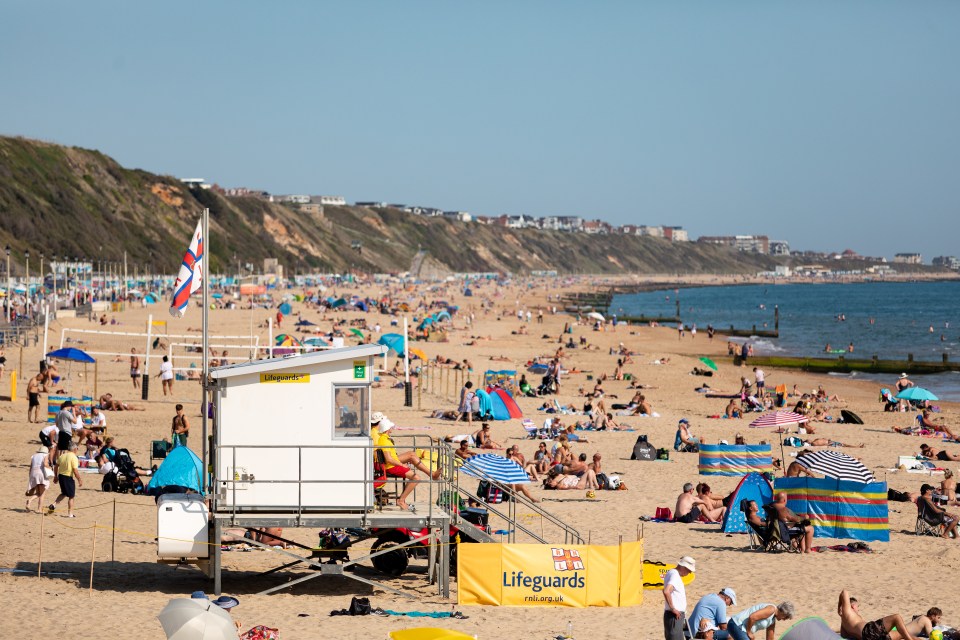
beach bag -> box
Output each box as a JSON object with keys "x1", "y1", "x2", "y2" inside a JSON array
[
  {"x1": 606, "y1": 475, "x2": 621, "y2": 490},
  {"x1": 631, "y1": 435, "x2": 657, "y2": 461},
  {"x1": 241, "y1": 627, "x2": 279, "y2": 640},
  {"x1": 655, "y1": 507, "x2": 672, "y2": 520},
  {"x1": 348, "y1": 596, "x2": 372, "y2": 616},
  {"x1": 43, "y1": 467, "x2": 55, "y2": 480},
  {"x1": 477, "y1": 480, "x2": 504, "y2": 504},
  {"x1": 596, "y1": 473, "x2": 609, "y2": 490},
  {"x1": 784, "y1": 436, "x2": 804, "y2": 447},
  {"x1": 656, "y1": 448, "x2": 670, "y2": 461}
]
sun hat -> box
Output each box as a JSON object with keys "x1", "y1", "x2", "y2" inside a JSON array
[
  {"x1": 370, "y1": 411, "x2": 384, "y2": 424},
  {"x1": 378, "y1": 417, "x2": 395, "y2": 433},
  {"x1": 677, "y1": 556, "x2": 696, "y2": 572},
  {"x1": 212, "y1": 595, "x2": 240, "y2": 609},
  {"x1": 720, "y1": 587, "x2": 737, "y2": 605},
  {"x1": 679, "y1": 418, "x2": 689, "y2": 424},
  {"x1": 191, "y1": 590, "x2": 208, "y2": 599},
  {"x1": 37, "y1": 445, "x2": 49, "y2": 454},
  {"x1": 900, "y1": 373, "x2": 908, "y2": 379}
]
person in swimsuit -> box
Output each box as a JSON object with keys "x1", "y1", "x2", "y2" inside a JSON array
[
  {"x1": 26, "y1": 373, "x2": 43, "y2": 423},
  {"x1": 172, "y1": 404, "x2": 190, "y2": 447},
  {"x1": 130, "y1": 348, "x2": 141, "y2": 389},
  {"x1": 838, "y1": 590, "x2": 917, "y2": 640},
  {"x1": 919, "y1": 443, "x2": 960, "y2": 462}
]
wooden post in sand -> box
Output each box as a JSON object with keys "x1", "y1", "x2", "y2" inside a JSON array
[
  {"x1": 19, "y1": 345, "x2": 23, "y2": 382},
  {"x1": 37, "y1": 511, "x2": 44, "y2": 578},
  {"x1": 89, "y1": 521, "x2": 98, "y2": 595},
  {"x1": 417, "y1": 374, "x2": 421, "y2": 410},
  {"x1": 111, "y1": 498, "x2": 117, "y2": 561}
]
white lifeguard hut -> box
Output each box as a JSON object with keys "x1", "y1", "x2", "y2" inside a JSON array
[{"x1": 210, "y1": 343, "x2": 384, "y2": 512}]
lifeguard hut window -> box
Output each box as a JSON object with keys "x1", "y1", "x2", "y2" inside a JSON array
[{"x1": 334, "y1": 385, "x2": 368, "y2": 439}]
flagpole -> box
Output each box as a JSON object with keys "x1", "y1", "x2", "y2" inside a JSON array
[{"x1": 201, "y1": 208, "x2": 210, "y2": 496}]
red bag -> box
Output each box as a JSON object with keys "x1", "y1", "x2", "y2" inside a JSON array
[{"x1": 655, "y1": 507, "x2": 672, "y2": 520}]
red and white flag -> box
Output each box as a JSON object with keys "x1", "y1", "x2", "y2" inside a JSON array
[{"x1": 169, "y1": 219, "x2": 204, "y2": 318}]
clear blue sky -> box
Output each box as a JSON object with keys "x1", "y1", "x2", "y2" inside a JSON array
[{"x1": 3, "y1": 2, "x2": 959, "y2": 259}]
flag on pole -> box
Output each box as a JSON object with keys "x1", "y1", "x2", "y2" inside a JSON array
[{"x1": 169, "y1": 219, "x2": 204, "y2": 318}]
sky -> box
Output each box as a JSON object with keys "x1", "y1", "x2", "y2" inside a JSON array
[{"x1": 2, "y1": 1, "x2": 959, "y2": 259}]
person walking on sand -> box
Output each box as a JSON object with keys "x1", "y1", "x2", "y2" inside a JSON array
[
  {"x1": 663, "y1": 556, "x2": 695, "y2": 640},
  {"x1": 157, "y1": 355, "x2": 174, "y2": 396},
  {"x1": 25, "y1": 445, "x2": 52, "y2": 512},
  {"x1": 130, "y1": 348, "x2": 141, "y2": 389},
  {"x1": 49, "y1": 442, "x2": 82, "y2": 517}
]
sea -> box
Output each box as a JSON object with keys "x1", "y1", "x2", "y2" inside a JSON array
[{"x1": 610, "y1": 280, "x2": 960, "y2": 402}]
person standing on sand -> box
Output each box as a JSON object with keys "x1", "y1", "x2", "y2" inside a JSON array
[
  {"x1": 457, "y1": 381, "x2": 474, "y2": 424},
  {"x1": 27, "y1": 373, "x2": 43, "y2": 423},
  {"x1": 172, "y1": 403, "x2": 190, "y2": 447},
  {"x1": 663, "y1": 556, "x2": 695, "y2": 640},
  {"x1": 130, "y1": 348, "x2": 141, "y2": 389}
]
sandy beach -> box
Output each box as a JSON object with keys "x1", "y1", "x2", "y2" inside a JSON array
[{"x1": 4, "y1": 277, "x2": 960, "y2": 639}]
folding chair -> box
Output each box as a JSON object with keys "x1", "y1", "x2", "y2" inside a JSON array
[
  {"x1": 740, "y1": 500, "x2": 759, "y2": 549},
  {"x1": 916, "y1": 499, "x2": 946, "y2": 537}
]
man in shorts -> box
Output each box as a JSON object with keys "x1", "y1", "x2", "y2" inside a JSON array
[
  {"x1": 50, "y1": 442, "x2": 83, "y2": 517},
  {"x1": 372, "y1": 412, "x2": 438, "y2": 511},
  {"x1": 27, "y1": 373, "x2": 43, "y2": 423},
  {"x1": 838, "y1": 590, "x2": 917, "y2": 640},
  {"x1": 55, "y1": 400, "x2": 76, "y2": 451},
  {"x1": 130, "y1": 348, "x2": 141, "y2": 389}
]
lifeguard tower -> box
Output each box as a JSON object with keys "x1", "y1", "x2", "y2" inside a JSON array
[{"x1": 156, "y1": 344, "x2": 582, "y2": 598}]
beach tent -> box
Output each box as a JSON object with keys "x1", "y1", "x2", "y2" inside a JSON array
[
  {"x1": 353, "y1": 300, "x2": 368, "y2": 312},
  {"x1": 527, "y1": 363, "x2": 549, "y2": 375},
  {"x1": 331, "y1": 297, "x2": 347, "y2": 308},
  {"x1": 144, "y1": 293, "x2": 157, "y2": 304},
  {"x1": 434, "y1": 310, "x2": 451, "y2": 322},
  {"x1": 721, "y1": 472, "x2": 774, "y2": 533},
  {"x1": 698, "y1": 444, "x2": 774, "y2": 476},
  {"x1": 777, "y1": 617, "x2": 842, "y2": 640},
  {"x1": 774, "y1": 477, "x2": 889, "y2": 542},
  {"x1": 146, "y1": 446, "x2": 203, "y2": 495},
  {"x1": 474, "y1": 388, "x2": 493, "y2": 420},
  {"x1": 488, "y1": 387, "x2": 523, "y2": 420}
]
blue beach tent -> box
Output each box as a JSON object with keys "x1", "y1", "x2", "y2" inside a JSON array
[
  {"x1": 721, "y1": 472, "x2": 774, "y2": 533},
  {"x1": 146, "y1": 446, "x2": 203, "y2": 495}
]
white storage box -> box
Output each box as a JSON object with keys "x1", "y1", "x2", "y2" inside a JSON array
[{"x1": 157, "y1": 494, "x2": 209, "y2": 559}]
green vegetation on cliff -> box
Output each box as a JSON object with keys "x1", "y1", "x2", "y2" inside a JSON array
[{"x1": 0, "y1": 136, "x2": 780, "y2": 276}]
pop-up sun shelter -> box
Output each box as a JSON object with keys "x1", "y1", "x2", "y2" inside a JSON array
[
  {"x1": 146, "y1": 445, "x2": 203, "y2": 496},
  {"x1": 720, "y1": 472, "x2": 774, "y2": 533},
  {"x1": 487, "y1": 387, "x2": 522, "y2": 420}
]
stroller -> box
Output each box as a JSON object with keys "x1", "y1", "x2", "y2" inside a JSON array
[
  {"x1": 101, "y1": 448, "x2": 144, "y2": 494},
  {"x1": 536, "y1": 374, "x2": 557, "y2": 395}
]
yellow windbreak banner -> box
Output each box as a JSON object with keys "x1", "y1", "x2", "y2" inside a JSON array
[{"x1": 458, "y1": 541, "x2": 643, "y2": 608}]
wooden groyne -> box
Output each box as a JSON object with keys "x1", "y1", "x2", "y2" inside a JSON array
[{"x1": 733, "y1": 353, "x2": 960, "y2": 375}]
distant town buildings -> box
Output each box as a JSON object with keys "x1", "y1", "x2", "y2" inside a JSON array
[
  {"x1": 698, "y1": 235, "x2": 770, "y2": 254},
  {"x1": 933, "y1": 256, "x2": 960, "y2": 270},
  {"x1": 181, "y1": 178, "x2": 211, "y2": 190},
  {"x1": 893, "y1": 252, "x2": 922, "y2": 264}
]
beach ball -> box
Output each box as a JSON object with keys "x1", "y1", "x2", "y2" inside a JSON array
[{"x1": 930, "y1": 630, "x2": 943, "y2": 640}]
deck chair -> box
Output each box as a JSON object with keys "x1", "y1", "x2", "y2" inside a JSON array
[
  {"x1": 749, "y1": 505, "x2": 801, "y2": 552},
  {"x1": 373, "y1": 449, "x2": 396, "y2": 509},
  {"x1": 741, "y1": 500, "x2": 760, "y2": 549},
  {"x1": 916, "y1": 499, "x2": 946, "y2": 537}
]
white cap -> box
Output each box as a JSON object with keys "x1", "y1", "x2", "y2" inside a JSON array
[
  {"x1": 720, "y1": 587, "x2": 737, "y2": 605},
  {"x1": 370, "y1": 411, "x2": 384, "y2": 424},
  {"x1": 677, "y1": 556, "x2": 696, "y2": 572},
  {"x1": 378, "y1": 418, "x2": 395, "y2": 433}
]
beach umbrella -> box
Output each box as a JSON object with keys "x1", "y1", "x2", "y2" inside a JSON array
[
  {"x1": 46, "y1": 347, "x2": 96, "y2": 364},
  {"x1": 896, "y1": 387, "x2": 938, "y2": 402},
  {"x1": 279, "y1": 302, "x2": 292, "y2": 315},
  {"x1": 157, "y1": 598, "x2": 236, "y2": 640},
  {"x1": 378, "y1": 333, "x2": 405, "y2": 355},
  {"x1": 586, "y1": 311, "x2": 605, "y2": 322},
  {"x1": 274, "y1": 334, "x2": 302, "y2": 347},
  {"x1": 795, "y1": 450, "x2": 875, "y2": 483},
  {"x1": 749, "y1": 411, "x2": 808, "y2": 429},
  {"x1": 409, "y1": 347, "x2": 427, "y2": 361},
  {"x1": 303, "y1": 337, "x2": 328, "y2": 347},
  {"x1": 295, "y1": 318, "x2": 317, "y2": 327},
  {"x1": 459, "y1": 453, "x2": 531, "y2": 484},
  {"x1": 350, "y1": 328, "x2": 365, "y2": 339},
  {"x1": 388, "y1": 629, "x2": 476, "y2": 640},
  {"x1": 698, "y1": 356, "x2": 718, "y2": 371}
]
